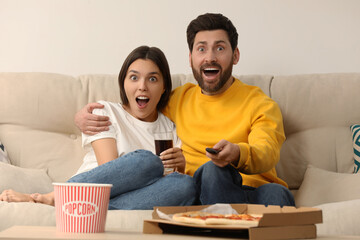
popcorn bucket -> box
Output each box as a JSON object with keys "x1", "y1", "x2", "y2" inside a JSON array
[{"x1": 53, "y1": 183, "x2": 112, "y2": 233}]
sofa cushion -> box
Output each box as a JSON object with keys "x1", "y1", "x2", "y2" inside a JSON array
[
  {"x1": 295, "y1": 165, "x2": 360, "y2": 207},
  {"x1": 0, "y1": 162, "x2": 53, "y2": 194},
  {"x1": 0, "y1": 202, "x2": 56, "y2": 231},
  {"x1": 315, "y1": 199, "x2": 360, "y2": 236},
  {"x1": 350, "y1": 124, "x2": 360, "y2": 173},
  {"x1": 0, "y1": 141, "x2": 10, "y2": 164}
]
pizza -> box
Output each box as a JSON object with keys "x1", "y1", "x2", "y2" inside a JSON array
[{"x1": 172, "y1": 211, "x2": 262, "y2": 226}]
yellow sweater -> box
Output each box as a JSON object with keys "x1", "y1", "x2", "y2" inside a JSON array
[{"x1": 163, "y1": 78, "x2": 288, "y2": 188}]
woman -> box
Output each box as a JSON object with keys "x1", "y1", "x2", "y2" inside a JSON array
[{"x1": 0, "y1": 46, "x2": 196, "y2": 209}]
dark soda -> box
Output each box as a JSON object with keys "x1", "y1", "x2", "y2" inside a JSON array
[{"x1": 155, "y1": 140, "x2": 173, "y2": 155}]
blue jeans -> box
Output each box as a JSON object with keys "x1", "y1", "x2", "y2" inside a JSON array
[
  {"x1": 193, "y1": 161, "x2": 295, "y2": 207},
  {"x1": 68, "y1": 149, "x2": 196, "y2": 210}
]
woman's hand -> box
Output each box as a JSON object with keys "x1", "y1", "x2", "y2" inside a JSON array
[{"x1": 159, "y1": 147, "x2": 185, "y2": 173}]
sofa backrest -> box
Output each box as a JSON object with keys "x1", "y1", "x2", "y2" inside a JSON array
[
  {"x1": 0, "y1": 72, "x2": 358, "y2": 190},
  {"x1": 272, "y1": 73, "x2": 358, "y2": 189},
  {"x1": 0, "y1": 73, "x2": 100, "y2": 182}
]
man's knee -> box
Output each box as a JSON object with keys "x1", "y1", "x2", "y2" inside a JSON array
[
  {"x1": 195, "y1": 161, "x2": 222, "y2": 178},
  {"x1": 256, "y1": 183, "x2": 295, "y2": 206},
  {"x1": 194, "y1": 161, "x2": 241, "y2": 185},
  {"x1": 194, "y1": 161, "x2": 218, "y2": 186}
]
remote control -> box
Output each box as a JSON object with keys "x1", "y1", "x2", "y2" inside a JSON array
[{"x1": 206, "y1": 147, "x2": 220, "y2": 154}]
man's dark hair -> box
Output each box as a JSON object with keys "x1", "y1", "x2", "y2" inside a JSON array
[
  {"x1": 186, "y1": 13, "x2": 238, "y2": 52},
  {"x1": 118, "y1": 46, "x2": 172, "y2": 112}
]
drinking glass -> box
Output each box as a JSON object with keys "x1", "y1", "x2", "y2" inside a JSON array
[{"x1": 154, "y1": 132, "x2": 174, "y2": 175}]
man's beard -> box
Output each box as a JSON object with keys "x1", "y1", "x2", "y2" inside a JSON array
[{"x1": 191, "y1": 61, "x2": 233, "y2": 94}]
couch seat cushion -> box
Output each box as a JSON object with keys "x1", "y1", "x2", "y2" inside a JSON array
[{"x1": 295, "y1": 165, "x2": 360, "y2": 207}]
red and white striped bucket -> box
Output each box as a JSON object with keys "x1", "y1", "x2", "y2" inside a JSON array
[{"x1": 53, "y1": 183, "x2": 112, "y2": 233}]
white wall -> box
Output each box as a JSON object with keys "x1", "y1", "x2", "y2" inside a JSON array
[{"x1": 0, "y1": 0, "x2": 359, "y2": 76}]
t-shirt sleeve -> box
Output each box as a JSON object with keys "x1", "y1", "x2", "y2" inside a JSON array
[{"x1": 82, "y1": 101, "x2": 117, "y2": 151}]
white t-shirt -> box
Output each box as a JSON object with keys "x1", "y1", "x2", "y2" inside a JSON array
[{"x1": 75, "y1": 100, "x2": 180, "y2": 175}]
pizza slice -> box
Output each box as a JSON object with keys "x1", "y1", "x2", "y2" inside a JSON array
[
  {"x1": 205, "y1": 213, "x2": 262, "y2": 226},
  {"x1": 172, "y1": 211, "x2": 262, "y2": 226},
  {"x1": 172, "y1": 211, "x2": 222, "y2": 225}
]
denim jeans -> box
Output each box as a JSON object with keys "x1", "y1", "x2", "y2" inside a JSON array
[
  {"x1": 68, "y1": 149, "x2": 196, "y2": 210},
  {"x1": 193, "y1": 161, "x2": 295, "y2": 207}
]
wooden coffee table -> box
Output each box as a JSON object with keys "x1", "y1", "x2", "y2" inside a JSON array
[
  {"x1": 0, "y1": 226, "x2": 240, "y2": 240},
  {"x1": 1, "y1": 226, "x2": 360, "y2": 240}
]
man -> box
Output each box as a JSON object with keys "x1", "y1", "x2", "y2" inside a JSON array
[{"x1": 75, "y1": 13, "x2": 295, "y2": 207}]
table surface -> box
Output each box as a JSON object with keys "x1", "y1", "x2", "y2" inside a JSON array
[
  {"x1": 0, "y1": 226, "x2": 228, "y2": 240},
  {"x1": 0, "y1": 226, "x2": 360, "y2": 240}
]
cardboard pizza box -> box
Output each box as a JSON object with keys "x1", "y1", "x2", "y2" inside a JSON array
[{"x1": 143, "y1": 204, "x2": 322, "y2": 240}]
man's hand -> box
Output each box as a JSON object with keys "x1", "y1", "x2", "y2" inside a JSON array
[
  {"x1": 160, "y1": 147, "x2": 186, "y2": 173},
  {"x1": 74, "y1": 103, "x2": 111, "y2": 135},
  {"x1": 206, "y1": 139, "x2": 240, "y2": 167}
]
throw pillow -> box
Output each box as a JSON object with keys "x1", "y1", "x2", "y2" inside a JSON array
[
  {"x1": 0, "y1": 162, "x2": 53, "y2": 194},
  {"x1": 350, "y1": 124, "x2": 360, "y2": 173},
  {"x1": 0, "y1": 141, "x2": 10, "y2": 164},
  {"x1": 295, "y1": 165, "x2": 360, "y2": 207}
]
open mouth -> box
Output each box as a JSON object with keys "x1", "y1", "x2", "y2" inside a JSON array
[
  {"x1": 136, "y1": 96, "x2": 149, "y2": 107},
  {"x1": 203, "y1": 67, "x2": 220, "y2": 77}
]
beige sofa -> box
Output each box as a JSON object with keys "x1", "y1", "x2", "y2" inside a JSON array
[{"x1": 1, "y1": 72, "x2": 360, "y2": 236}]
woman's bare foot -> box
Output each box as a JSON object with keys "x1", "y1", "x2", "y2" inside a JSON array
[
  {"x1": 30, "y1": 192, "x2": 55, "y2": 206},
  {"x1": 0, "y1": 189, "x2": 35, "y2": 203}
]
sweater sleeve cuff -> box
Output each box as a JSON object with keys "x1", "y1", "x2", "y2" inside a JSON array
[{"x1": 231, "y1": 143, "x2": 248, "y2": 169}]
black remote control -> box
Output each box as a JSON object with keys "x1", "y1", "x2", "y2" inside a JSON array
[{"x1": 206, "y1": 147, "x2": 220, "y2": 154}]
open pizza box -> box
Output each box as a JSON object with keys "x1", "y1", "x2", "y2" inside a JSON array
[{"x1": 143, "y1": 204, "x2": 323, "y2": 240}]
